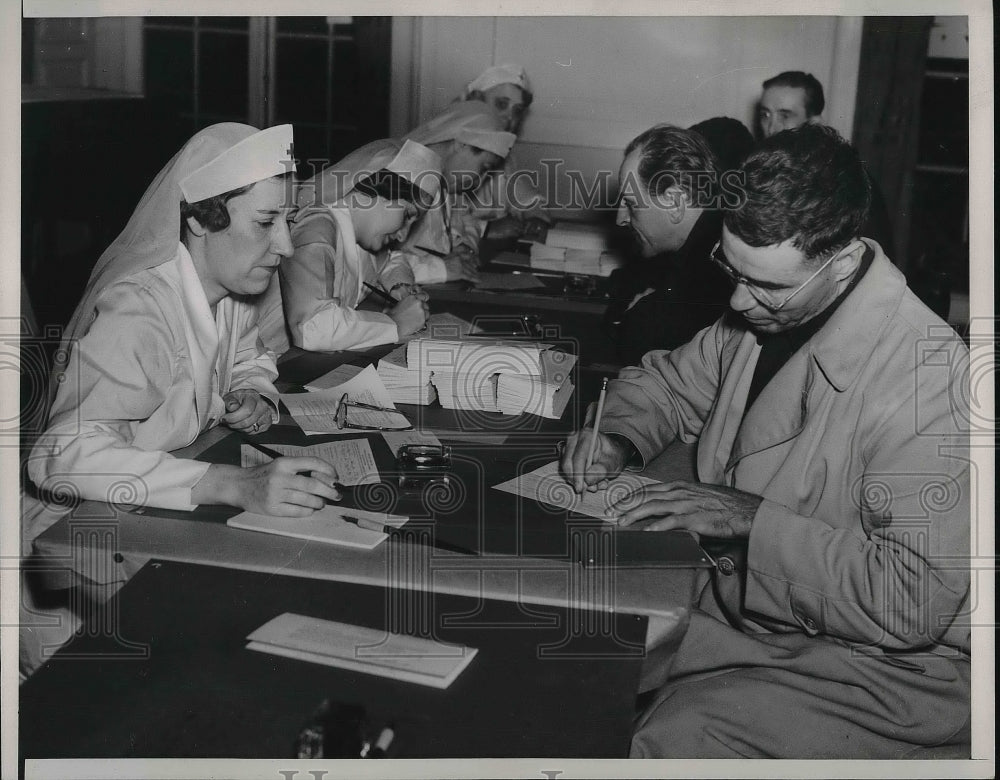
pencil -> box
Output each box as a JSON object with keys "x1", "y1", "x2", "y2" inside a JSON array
[
  {"x1": 363, "y1": 282, "x2": 397, "y2": 306},
  {"x1": 241, "y1": 437, "x2": 284, "y2": 461},
  {"x1": 585, "y1": 377, "x2": 609, "y2": 470}
]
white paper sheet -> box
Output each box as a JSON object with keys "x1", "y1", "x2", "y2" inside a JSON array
[
  {"x1": 240, "y1": 440, "x2": 380, "y2": 486},
  {"x1": 492, "y1": 460, "x2": 660, "y2": 521}
]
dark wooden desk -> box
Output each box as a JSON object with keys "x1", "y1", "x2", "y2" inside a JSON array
[{"x1": 20, "y1": 559, "x2": 648, "y2": 762}]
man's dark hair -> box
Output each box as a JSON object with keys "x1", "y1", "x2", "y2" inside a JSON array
[
  {"x1": 762, "y1": 71, "x2": 826, "y2": 117},
  {"x1": 624, "y1": 124, "x2": 719, "y2": 203},
  {"x1": 689, "y1": 117, "x2": 754, "y2": 172},
  {"x1": 353, "y1": 168, "x2": 428, "y2": 209},
  {"x1": 724, "y1": 124, "x2": 870, "y2": 261},
  {"x1": 180, "y1": 172, "x2": 293, "y2": 235}
]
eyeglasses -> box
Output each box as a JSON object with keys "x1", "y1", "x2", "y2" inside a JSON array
[
  {"x1": 709, "y1": 241, "x2": 841, "y2": 312},
  {"x1": 335, "y1": 393, "x2": 413, "y2": 432}
]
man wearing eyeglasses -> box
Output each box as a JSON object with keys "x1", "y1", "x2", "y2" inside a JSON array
[{"x1": 560, "y1": 124, "x2": 970, "y2": 759}]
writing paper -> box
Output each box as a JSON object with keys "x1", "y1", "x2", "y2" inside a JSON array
[
  {"x1": 240, "y1": 440, "x2": 380, "y2": 487},
  {"x1": 492, "y1": 460, "x2": 660, "y2": 520},
  {"x1": 228, "y1": 505, "x2": 408, "y2": 550}
]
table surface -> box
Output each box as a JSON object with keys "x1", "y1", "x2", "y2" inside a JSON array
[{"x1": 20, "y1": 559, "x2": 648, "y2": 760}]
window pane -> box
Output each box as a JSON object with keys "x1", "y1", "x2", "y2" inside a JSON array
[
  {"x1": 276, "y1": 17, "x2": 331, "y2": 35},
  {"x1": 275, "y1": 38, "x2": 328, "y2": 124},
  {"x1": 144, "y1": 28, "x2": 193, "y2": 116},
  {"x1": 331, "y1": 39, "x2": 360, "y2": 114},
  {"x1": 146, "y1": 17, "x2": 194, "y2": 28},
  {"x1": 199, "y1": 16, "x2": 249, "y2": 31},
  {"x1": 290, "y1": 124, "x2": 328, "y2": 171},
  {"x1": 199, "y1": 32, "x2": 249, "y2": 119}
]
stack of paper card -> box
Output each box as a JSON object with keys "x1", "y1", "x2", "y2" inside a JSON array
[
  {"x1": 495, "y1": 348, "x2": 576, "y2": 418},
  {"x1": 544, "y1": 221, "x2": 614, "y2": 252},
  {"x1": 528, "y1": 221, "x2": 623, "y2": 277},
  {"x1": 404, "y1": 338, "x2": 576, "y2": 418},
  {"x1": 377, "y1": 345, "x2": 437, "y2": 406},
  {"x1": 528, "y1": 244, "x2": 624, "y2": 277},
  {"x1": 246, "y1": 612, "x2": 478, "y2": 689}
]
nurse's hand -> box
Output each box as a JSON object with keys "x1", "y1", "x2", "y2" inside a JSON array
[
  {"x1": 559, "y1": 429, "x2": 631, "y2": 494},
  {"x1": 195, "y1": 459, "x2": 342, "y2": 517},
  {"x1": 388, "y1": 295, "x2": 430, "y2": 337},
  {"x1": 222, "y1": 389, "x2": 273, "y2": 434},
  {"x1": 609, "y1": 481, "x2": 762, "y2": 538},
  {"x1": 389, "y1": 282, "x2": 429, "y2": 303},
  {"x1": 443, "y1": 250, "x2": 481, "y2": 283}
]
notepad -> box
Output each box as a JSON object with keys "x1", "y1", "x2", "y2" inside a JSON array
[
  {"x1": 240, "y1": 440, "x2": 380, "y2": 486},
  {"x1": 227, "y1": 505, "x2": 408, "y2": 550},
  {"x1": 492, "y1": 460, "x2": 660, "y2": 520},
  {"x1": 246, "y1": 612, "x2": 478, "y2": 689}
]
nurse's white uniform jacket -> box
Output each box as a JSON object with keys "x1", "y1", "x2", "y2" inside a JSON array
[
  {"x1": 28, "y1": 242, "x2": 280, "y2": 513},
  {"x1": 255, "y1": 206, "x2": 411, "y2": 354}
]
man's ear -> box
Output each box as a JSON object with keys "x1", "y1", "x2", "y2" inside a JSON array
[
  {"x1": 663, "y1": 184, "x2": 687, "y2": 223},
  {"x1": 831, "y1": 239, "x2": 865, "y2": 282},
  {"x1": 184, "y1": 215, "x2": 208, "y2": 238}
]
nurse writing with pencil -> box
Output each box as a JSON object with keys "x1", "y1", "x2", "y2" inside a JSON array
[{"x1": 28, "y1": 123, "x2": 341, "y2": 518}]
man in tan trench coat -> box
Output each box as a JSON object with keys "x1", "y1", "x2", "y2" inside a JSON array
[{"x1": 561, "y1": 124, "x2": 970, "y2": 758}]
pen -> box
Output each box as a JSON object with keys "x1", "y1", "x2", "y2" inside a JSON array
[
  {"x1": 342, "y1": 514, "x2": 395, "y2": 535},
  {"x1": 363, "y1": 281, "x2": 398, "y2": 306},
  {"x1": 585, "y1": 377, "x2": 609, "y2": 470}
]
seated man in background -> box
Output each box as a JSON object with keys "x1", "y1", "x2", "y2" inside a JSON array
[
  {"x1": 459, "y1": 62, "x2": 550, "y2": 239},
  {"x1": 562, "y1": 124, "x2": 970, "y2": 758},
  {"x1": 604, "y1": 123, "x2": 740, "y2": 365},
  {"x1": 758, "y1": 70, "x2": 896, "y2": 259}
]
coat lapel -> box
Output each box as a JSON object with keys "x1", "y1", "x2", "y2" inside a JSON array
[{"x1": 175, "y1": 243, "x2": 220, "y2": 430}]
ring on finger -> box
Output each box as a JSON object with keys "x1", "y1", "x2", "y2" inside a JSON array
[{"x1": 250, "y1": 422, "x2": 260, "y2": 433}]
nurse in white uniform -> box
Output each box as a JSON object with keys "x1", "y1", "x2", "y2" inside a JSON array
[
  {"x1": 401, "y1": 101, "x2": 517, "y2": 284},
  {"x1": 254, "y1": 138, "x2": 438, "y2": 354},
  {"x1": 28, "y1": 123, "x2": 342, "y2": 517}
]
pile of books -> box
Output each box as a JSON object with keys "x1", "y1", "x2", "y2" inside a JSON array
[
  {"x1": 528, "y1": 221, "x2": 624, "y2": 277},
  {"x1": 391, "y1": 337, "x2": 576, "y2": 419}
]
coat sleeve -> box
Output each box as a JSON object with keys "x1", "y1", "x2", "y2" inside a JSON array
[
  {"x1": 281, "y1": 215, "x2": 400, "y2": 352},
  {"x1": 376, "y1": 249, "x2": 416, "y2": 293},
  {"x1": 27, "y1": 282, "x2": 211, "y2": 512},
  {"x1": 599, "y1": 320, "x2": 726, "y2": 466},
  {"x1": 743, "y1": 340, "x2": 971, "y2": 651}
]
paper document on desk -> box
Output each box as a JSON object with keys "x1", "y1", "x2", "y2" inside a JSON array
[
  {"x1": 304, "y1": 363, "x2": 364, "y2": 392},
  {"x1": 492, "y1": 460, "x2": 659, "y2": 520},
  {"x1": 228, "y1": 505, "x2": 407, "y2": 550},
  {"x1": 241, "y1": 440, "x2": 380, "y2": 486},
  {"x1": 282, "y1": 365, "x2": 410, "y2": 434},
  {"x1": 246, "y1": 612, "x2": 478, "y2": 688}
]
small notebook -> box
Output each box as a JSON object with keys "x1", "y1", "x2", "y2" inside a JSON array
[
  {"x1": 227, "y1": 506, "x2": 408, "y2": 550},
  {"x1": 246, "y1": 612, "x2": 478, "y2": 689}
]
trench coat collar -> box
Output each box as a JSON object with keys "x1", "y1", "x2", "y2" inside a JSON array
[{"x1": 727, "y1": 241, "x2": 905, "y2": 467}]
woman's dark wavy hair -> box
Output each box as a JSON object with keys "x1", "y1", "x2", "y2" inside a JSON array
[
  {"x1": 723, "y1": 124, "x2": 871, "y2": 261},
  {"x1": 180, "y1": 172, "x2": 293, "y2": 237},
  {"x1": 353, "y1": 168, "x2": 429, "y2": 210}
]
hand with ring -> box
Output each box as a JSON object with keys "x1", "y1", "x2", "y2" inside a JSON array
[{"x1": 222, "y1": 389, "x2": 273, "y2": 435}]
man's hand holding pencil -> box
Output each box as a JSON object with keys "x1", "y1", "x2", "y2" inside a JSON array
[{"x1": 559, "y1": 378, "x2": 633, "y2": 494}]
